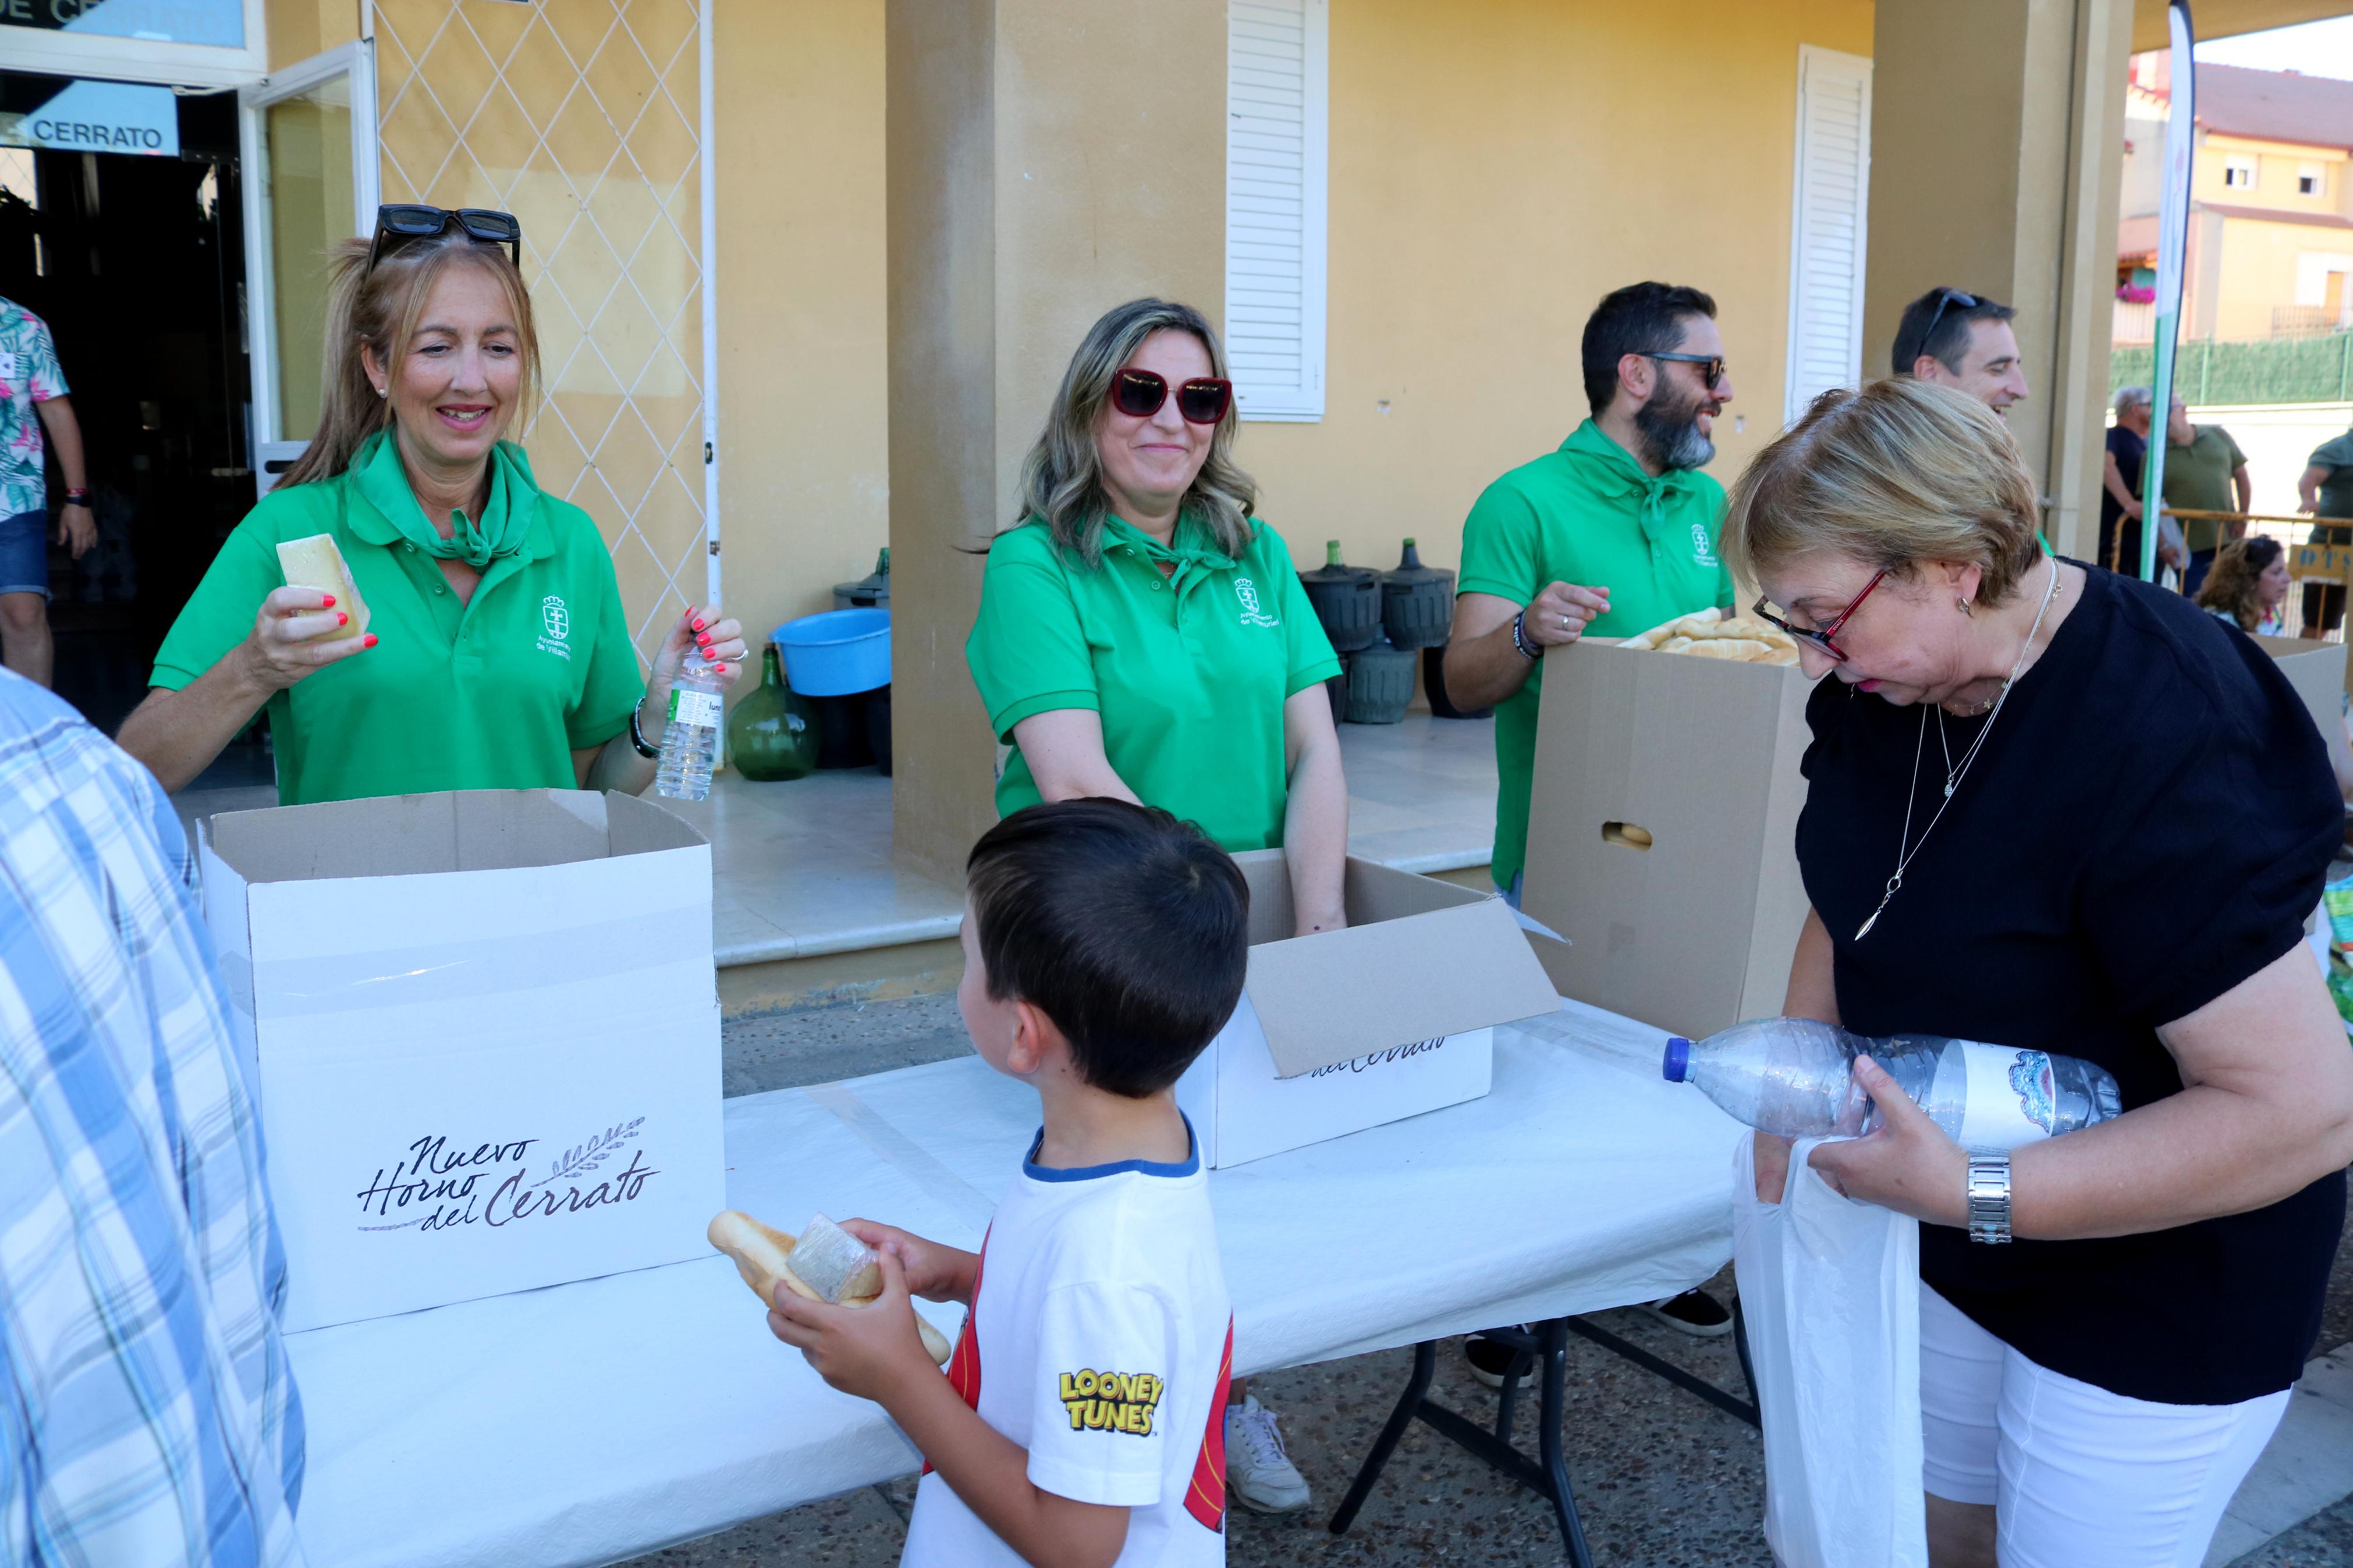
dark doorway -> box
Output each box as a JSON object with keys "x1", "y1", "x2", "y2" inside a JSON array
[{"x1": 0, "y1": 74, "x2": 270, "y2": 784}]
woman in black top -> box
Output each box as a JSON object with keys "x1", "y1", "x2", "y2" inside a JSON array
[{"x1": 1724, "y1": 380, "x2": 2353, "y2": 1568}]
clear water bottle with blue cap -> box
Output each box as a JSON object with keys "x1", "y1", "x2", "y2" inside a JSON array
[
  {"x1": 656, "y1": 650, "x2": 726, "y2": 802},
  {"x1": 1661, "y1": 1018, "x2": 2122, "y2": 1150}
]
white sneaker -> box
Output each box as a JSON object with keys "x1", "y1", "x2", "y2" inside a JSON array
[{"x1": 1224, "y1": 1395, "x2": 1311, "y2": 1514}]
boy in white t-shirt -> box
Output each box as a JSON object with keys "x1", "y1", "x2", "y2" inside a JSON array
[{"x1": 769, "y1": 799, "x2": 1245, "y2": 1568}]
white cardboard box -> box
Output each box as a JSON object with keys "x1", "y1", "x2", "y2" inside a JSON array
[
  {"x1": 1174, "y1": 852, "x2": 1560, "y2": 1168},
  {"x1": 200, "y1": 790, "x2": 724, "y2": 1332}
]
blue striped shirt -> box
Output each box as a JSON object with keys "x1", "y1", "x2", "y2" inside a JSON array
[{"x1": 0, "y1": 674, "x2": 304, "y2": 1567}]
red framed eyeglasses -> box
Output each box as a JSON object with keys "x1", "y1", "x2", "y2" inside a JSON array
[
  {"x1": 1110, "y1": 368, "x2": 1233, "y2": 425},
  {"x1": 1752, "y1": 570, "x2": 1886, "y2": 663}
]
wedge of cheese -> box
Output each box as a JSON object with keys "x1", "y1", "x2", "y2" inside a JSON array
[
  {"x1": 274, "y1": 534, "x2": 370, "y2": 643},
  {"x1": 707, "y1": 1208, "x2": 953, "y2": 1364}
]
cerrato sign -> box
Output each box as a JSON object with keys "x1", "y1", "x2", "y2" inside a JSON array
[{"x1": 3, "y1": 79, "x2": 180, "y2": 157}]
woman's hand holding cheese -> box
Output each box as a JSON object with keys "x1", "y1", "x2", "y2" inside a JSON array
[{"x1": 240, "y1": 585, "x2": 376, "y2": 692}]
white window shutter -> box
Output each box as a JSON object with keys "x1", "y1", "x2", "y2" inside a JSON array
[
  {"x1": 1227, "y1": 0, "x2": 1328, "y2": 422},
  {"x1": 1783, "y1": 45, "x2": 1872, "y2": 427}
]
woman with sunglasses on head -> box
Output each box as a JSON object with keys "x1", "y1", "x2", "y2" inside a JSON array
[
  {"x1": 120, "y1": 206, "x2": 746, "y2": 802},
  {"x1": 1730, "y1": 378, "x2": 2352, "y2": 1568},
  {"x1": 964, "y1": 299, "x2": 1344, "y2": 1517}
]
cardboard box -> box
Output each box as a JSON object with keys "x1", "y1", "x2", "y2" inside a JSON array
[
  {"x1": 200, "y1": 790, "x2": 724, "y2": 1332},
  {"x1": 1520, "y1": 640, "x2": 1816, "y2": 1041},
  {"x1": 1173, "y1": 852, "x2": 1559, "y2": 1168},
  {"x1": 2253, "y1": 635, "x2": 2350, "y2": 745}
]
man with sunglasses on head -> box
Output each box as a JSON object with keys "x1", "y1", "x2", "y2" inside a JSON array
[
  {"x1": 1442, "y1": 280, "x2": 1738, "y2": 1346},
  {"x1": 1893, "y1": 286, "x2": 2029, "y2": 415}
]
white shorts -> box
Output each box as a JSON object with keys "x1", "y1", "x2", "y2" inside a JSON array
[{"x1": 1918, "y1": 1282, "x2": 2290, "y2": 1568}]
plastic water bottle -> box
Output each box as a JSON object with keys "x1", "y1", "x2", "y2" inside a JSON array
[
  {"x1": 655, "y1": 652, "x2": 725, "y2": 801},
  {"x1": 1661, "y1": 1018, "x2": 2123, "y2": 1151}
]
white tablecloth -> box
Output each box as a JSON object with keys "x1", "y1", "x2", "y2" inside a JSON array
[{"x1": 285, "y1": 1000, "x2": 1744, "y2": 1568}]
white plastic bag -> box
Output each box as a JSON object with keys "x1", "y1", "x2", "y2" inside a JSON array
[{"x1": 1733, "y1": 1135, "x2": 1928, "y2": 1568}]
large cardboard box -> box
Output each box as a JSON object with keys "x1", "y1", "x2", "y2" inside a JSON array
[
  {"x1": 2253, "y1": 635, "x2": 2350, "y2": 745},
  {"x1": 200, "y1": 790, "x2": 724, "y2": 1332},
  {"x1": 1173, "y1": 852, "x2": 1559, "y2": 1168},
  {"x1": 1520, "y1": 640, "x2": 1815, "y2": 1041}
]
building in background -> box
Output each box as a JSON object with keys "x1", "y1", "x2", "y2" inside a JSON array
[
  {"x1": 2118, "y1": 55, "x2": 2353, "y2": 346},
  {"x1": 2114, "y1": 53, "x2": 2353, "y2": 521}
]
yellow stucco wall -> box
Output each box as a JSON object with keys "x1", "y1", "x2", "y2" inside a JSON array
[
  {"x1": 1239, "y1": 0, "x2": 1875, "y2": 581},
  {"x1": 711, "y1": 0, "x2": 890, "y2": 656},
  {"x1": 2212, "y1": 212, "x2": 2353, "y2": 340}
]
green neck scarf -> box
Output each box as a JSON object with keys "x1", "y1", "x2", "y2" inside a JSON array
[
  {"x1": 1557, "y1": 418, "x2": 1699, "y2": 542},
  {"x1": 351, "y1": 427, "x2": 540, "y2": 570}
]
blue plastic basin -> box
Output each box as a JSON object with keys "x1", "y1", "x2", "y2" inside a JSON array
[{"x1": 772, "y1": 607, "x2": 892, "y2": 697}]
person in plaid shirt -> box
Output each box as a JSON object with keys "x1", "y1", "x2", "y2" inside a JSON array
[
  {"x1": 0, "y1": 669, "x2": 305, "y2": 1567},
  {"x1": 0, "y1": 297, "x2": 94, "y2": 688}
]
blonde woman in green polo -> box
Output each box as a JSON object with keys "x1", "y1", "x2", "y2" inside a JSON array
[
  {"x1": 966, "y1": 298, "x2": 1344, "y2": 1516},
  {"x1": 119, "y1": 206, "x2": 747, "y2": 802}
]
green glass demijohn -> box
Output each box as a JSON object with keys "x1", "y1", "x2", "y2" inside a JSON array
[{"x1": 727, "y1": 645, "x2": 820, "y2": 781}]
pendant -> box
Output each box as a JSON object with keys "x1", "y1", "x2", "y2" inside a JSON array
[{"x1": 1856, "y1": 874, "x2": 1900, "y2": 940}]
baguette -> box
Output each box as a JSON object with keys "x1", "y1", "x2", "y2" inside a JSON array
[
  {"x1": 708, "y1": 1208, "x2": 952, "y2": 1364},
  {"x1": 1678, "y1": 637, "x2": 1775, "y2": 661},
  {"x1": 274, "y1": 534, "x2": 371, "y2": 643}
]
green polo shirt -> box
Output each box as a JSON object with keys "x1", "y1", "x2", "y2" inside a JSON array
[
  {"x1": 966, "y1": 513, "x2": 1340, "y2": 851},
  {"x1": 1457, "y1": 419, "x2": 1733, "y2": 891},
  {"x1": 2160, "y1": 425, "x2": 2248, "y2": 554},
  {"x1": 2308, "y1": 431, "x2": 2353, "y2": 546},
  {"x1": 152, "y1": 442, "x2": 644, "y2": 805}
]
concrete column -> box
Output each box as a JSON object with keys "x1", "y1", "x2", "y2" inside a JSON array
[
  {"x1": 885, "y1": 0, "x2": 1226, "y2": 885},
  {"x1": 1865, "y1": 0, "x2": 2135, "y2": 560}
]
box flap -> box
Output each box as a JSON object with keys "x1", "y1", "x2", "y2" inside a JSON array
[
  {"x1": 1245, "y1": 895, "x2": 1560, "y2": 1078},
  {"x1": 203, "y1": 790, "x2": 702, "y2": 886}
]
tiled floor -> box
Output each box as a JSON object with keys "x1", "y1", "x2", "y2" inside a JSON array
[{"x1": 177, "y1": 714, "x2": 1502, "y2": 969}]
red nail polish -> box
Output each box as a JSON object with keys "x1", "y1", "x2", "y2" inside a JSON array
[
  {"x1": 322, "y1": 594, "x2": 336, "y2": 608},
  {"x1": 713, "y1": 663, "x2": 728, "y2": 675},
  {"x1": 696, "y1": 633, "x2": 711, "y2": 646},
  {"x1": 363, "y1": 634, "x2": 378, "y2": 649},
  {"x1": 692, "y1": 619, "x2": 707, "y2": 632},
  {"x1": 337, "y1": 612, "x2": 349, "y2": 627}
]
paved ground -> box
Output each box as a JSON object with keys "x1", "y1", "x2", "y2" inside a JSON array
[{"x1": 633, "y1": 994, "x2": 2353, "y2": 1568}]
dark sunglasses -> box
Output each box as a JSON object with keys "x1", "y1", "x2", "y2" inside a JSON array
[
  {"x1": 1647, "y1": 351, "x2": 1727, "y2": 392},
  {"x1": 365, "y1": 204, "x2": 523, "y2": 275},
  {"x1": 1919, "y1": 287, "x2": 1980, "y2": 351},
  {"x1": 1110, "y1": 368, "x2": 1233, "y2": 425},
  {"x1": 1752, "y1": 570, "x2": 1886, "y2": 664}
]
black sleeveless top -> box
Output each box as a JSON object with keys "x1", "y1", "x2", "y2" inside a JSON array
[{"x1": 1797, "y1": 563, "x2": 2344, "y2": 1405}]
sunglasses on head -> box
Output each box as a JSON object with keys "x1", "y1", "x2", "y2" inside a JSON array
[
  {"x1": 1110, "y1": 367, "x2": 1233, "y2": 425},
  {"x1": 365, "y1": 204, "x2": 523, "y2": 276},
  {"x1": 1919, "y1": 287, "x2": 1981, "y2": 351},
  {"x1": 1646, "y1": 351, "x2": 1727, "y2": 392}
]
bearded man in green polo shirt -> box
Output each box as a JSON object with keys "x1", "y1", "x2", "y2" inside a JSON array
[
  {"x1": 1444, "y1": 280, "x2": 1735, "y2": 900},
  {"x1": 1442, "y1": 279, "x2": 1737, "y2": 1344}
]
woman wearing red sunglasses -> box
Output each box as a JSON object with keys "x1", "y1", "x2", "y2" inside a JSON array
[{"x1": 966, "y1": 298, "x2": 1347, "y2": 1512}]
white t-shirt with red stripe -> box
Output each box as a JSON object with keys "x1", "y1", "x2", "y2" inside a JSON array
[{"x1": 901, "y1": 1119, "x2": 1233, "y2": 1567}]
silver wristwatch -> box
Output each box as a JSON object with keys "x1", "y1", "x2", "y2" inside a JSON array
[{"x1": 1966, "y1": 1153, "x2": 2013, "y2": 1245}]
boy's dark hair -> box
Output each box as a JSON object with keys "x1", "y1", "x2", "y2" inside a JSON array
[
  {"x1": 1891, "y1": 287, "x2": 2016, "y2": 376},
  {"x1": 1580, "y1": 281, "x2": 1718, "y2": 415},
  {"x1": 966, "y1": 799, "x2": 1250, "y2": 1097}
]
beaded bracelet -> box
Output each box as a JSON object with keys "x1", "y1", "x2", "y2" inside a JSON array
[{"x1": 1510, "y1": 610, "x2": 1541, "y2": 661}]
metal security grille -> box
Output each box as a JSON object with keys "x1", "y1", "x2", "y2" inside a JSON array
[{"x1": 372, "y1": 0, "x2": 711, "y2": 670}]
